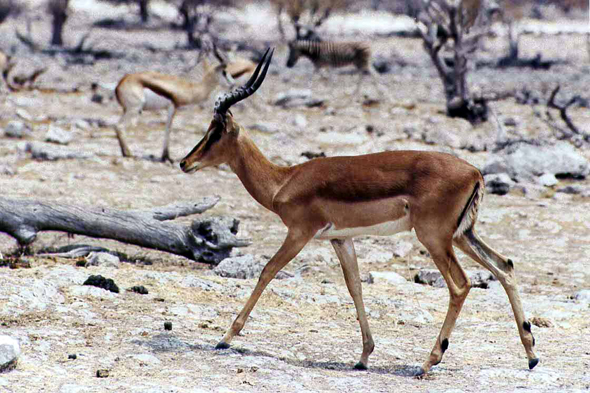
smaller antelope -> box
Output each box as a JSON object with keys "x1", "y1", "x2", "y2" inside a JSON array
[
  {"x1": 179, "y1": 49, "x2": 539, "y2": 375},
  {"x1": 114, "y1": 53, "x2": 234, "y2": 162}
]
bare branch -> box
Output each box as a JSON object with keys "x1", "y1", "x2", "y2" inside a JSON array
[{"x1": 547, "y1": 85, "x2": 583, "y2": 136}]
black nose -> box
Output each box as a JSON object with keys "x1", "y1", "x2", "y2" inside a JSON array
[{"x1": 179, "y1": 160, "x2": 186, "y2": 170}]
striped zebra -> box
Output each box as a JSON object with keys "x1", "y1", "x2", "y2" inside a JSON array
[{"x1": 286, "y1": 40, "x2": 372, "y2": 74}]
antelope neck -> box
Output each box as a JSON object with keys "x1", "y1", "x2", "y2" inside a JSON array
[{"x1": 227, "y1": 129, "x2": 290, "y2": 212}]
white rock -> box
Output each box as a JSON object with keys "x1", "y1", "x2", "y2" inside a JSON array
[
  {"x1": 85, "y1": 252, "x2": 120, "y2": 268},
  {"x1": 0, "y1": 335, "x2": 20, "y2": 372},
  {"x1": 15, "y1": 108, "x2": 33, "y2": 121},
  {"x1": 45, "y1": 125, "x2": 73, "y2": 145},
  {"x1": 249, "y1": 122, "x2": 280, "y2": 134},
  {"x1": 573, "y1": 289, "x2": 590, "y2": 303},
  {"x1": 214, "y1": 255, "x2": 265, "y2": 279},
  {"x1": 132, "y1": 354, "x2": 161, "y2": 365},
  {"x1": 69, "y1": 285, "x2": 117, "y2": 299},
  {"x1": 392, "y1": 241, "x2": 413, "y2": 258},
  {"x1": 23, "y1": 142, "x2": 92, "y2": 161},
  {"x1": 274, "y1": 89, "x2": 312, "y2": 107},
  {"x1": 4, "y1": 121, "x2": 31, "y2": 138},
  {"x1": 368, "y1": 271, "x2": 407, "y2": 285},
  {"x1": 538, "y1": 173, "x2": 558, "y2": 187},
  {"x1": 293, "y1": 114, "x2": 307, "y2": 129},
  {"x1": 506, "y1": 142, "x2": 589, "y2": 181}
]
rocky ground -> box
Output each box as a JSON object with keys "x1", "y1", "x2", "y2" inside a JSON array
[{"x1": 0, "y1": 2, "x2": 589, "y2": 392}]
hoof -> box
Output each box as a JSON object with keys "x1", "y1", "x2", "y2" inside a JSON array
[
  {"x1": 215, "y1": 342, "x2": 230, "y2": 350},
  {"x1": 529, "y1": 358, "x2": 540, "y2": 370},
  {"x1": 413, "y1": 367, "x2": 426, "y2": 378},
  {"x1": 353, "y1": 362, "x2": 368, "y2": 370}
]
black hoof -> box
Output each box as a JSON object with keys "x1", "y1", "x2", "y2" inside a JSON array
[
  {"x1": 354, "y1": 362, "x2": 368, "y2": 370},
  {"x1": 529, "y1": 358, "x2": 540, "y2": 370},
  {"x1": 215, "y1": 342, "x2": 230, "y2": 350},
  {"x1": 413, "y1": 367, "x2": 426, "y2": 378}
]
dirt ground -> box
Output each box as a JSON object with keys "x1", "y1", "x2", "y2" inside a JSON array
[{"x1": 0, "y1": 2, "x2": 589, "y2": 392}]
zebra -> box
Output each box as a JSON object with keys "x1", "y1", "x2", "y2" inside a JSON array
[
  {"x1": 286, "y1": 40, "x2": 375, "y2": 94},
  {"x1": 286, "y1": 40, "x2": 372, "y2": 74}
]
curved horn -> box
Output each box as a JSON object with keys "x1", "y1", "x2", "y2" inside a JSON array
[{"x1": 214, "y1": 47, "x2": 274, "y2": 118}]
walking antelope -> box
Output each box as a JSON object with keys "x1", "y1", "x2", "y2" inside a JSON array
[
  {"x1": 114, "y1": 52, "x2": 235, "y2": 162},
  {"x1": 179, "y1": 49, "x2": 539, "y2": 375}
]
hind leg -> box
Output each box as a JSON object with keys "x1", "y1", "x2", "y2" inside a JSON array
[
  {"x1": 417, "y1": 235, "x2": 472, "y2": 375},
  {"x1": 114, "y1": 109, "x2": 138, "y2": 157},
  {"x1": 161, "y1": 105, "x2": 176, "y2": 163},
  {"x1": 454, "y1": 228, "x2": 539, "y2": 369}
]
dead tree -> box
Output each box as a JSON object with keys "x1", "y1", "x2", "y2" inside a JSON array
[
  {"x1": 0, "y1": 0, "x2": 22, "y2": 24},
  {"x1": 270, "y1": 0, "x2": 349, "y2": 40},
  {"x1": 97, "y1": 0, "x2": 152, "y2": 23},
  {"x1": 411, "y1": 0, "x2": 493, "y2": 123},
  {"x1": 169, "y1": 0, "x2": 235, "y2": 48},
  {"x1": 48, "y1": 0, "x2": 70, "y2": 46},
  {"x1": 545, "y1": 85, "x2": 589, "y2": 143},
  {"x1": 0, "y1": 196, "x2": 249, "y2": 264}
]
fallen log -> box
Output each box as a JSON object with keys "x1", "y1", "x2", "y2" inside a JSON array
[{"x1": 0, "y1": 196, "x2": 250, "y2": 264}]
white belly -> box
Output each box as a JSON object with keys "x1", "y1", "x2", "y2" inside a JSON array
[
  {"x1": 142, "y1": 88, "x2": 172, "y2": 111},
  {"x1": 314, "y1": 216, "x2": 412, "y2": 240}
]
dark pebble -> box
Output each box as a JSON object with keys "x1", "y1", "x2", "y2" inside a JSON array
[
  {"x1": 96, "y1": 369, "x2": 110, "y2": 378},
  {"x1": 83, "y1": 275, "x2": 120, "y2": 293},
  {"x1": 68, "y1": 354, "x2": 77, "y2": 360},
  {"x1": 129, "y1": 285, "x2": 149, "y2": 295},
  {"x1": 164, "y1": 322, "x2": 172, "y2": 331}
]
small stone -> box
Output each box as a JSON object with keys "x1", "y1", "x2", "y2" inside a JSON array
[
  {"x1": 537, "y1": 173, "x2": 558, "y2": 187},
  {"x1": 23, "y1": 142, "x2": 92, "y2": 161},
  {"x1": 45, "y1": 125, "x2": 73, "y2": 145},
  {"x1": 68, "y1": 354, "x2": 77, "y2": 360},
  {"x1": 96, "y1": 369, "x2": 109, "y2": 378},
  {"x1": 556, "y1": 185, "x2": 583, "y2": 195},
  {"x1": 15, "y1": 108, "x2": 33, "y2": 121},
  {"x1": 83, "y1": 275, "x2": 120, "y2": 293},
  {"x1": 484, "y1": 173, "x2": 515, "y2": 195},
  {"x1": 392, "y1": 241, "x2": 413, "y2": 258},
  {"x1": 129, "y1": 285, "x2": 149, "y2": 295},
  {"x1": 301, "y1": 151, "x2": 326, "y2": 160},
  {"x1": 503, "y1": 117, "x2": 518, "y2": 127},
  {"x1": 530, "y1": 316, "x2": 553, "y2": 328},
  {"x1": 293, "y1": 114, "x2": 307, "y2": 129},
  {"x1": 368, "y1": 271, "x2": 407, "y2": 285},
  {"x1": 85, "y1": 252, "x2": 120, "y2": 268},
  {"x1": 164, "y1": 322, "x2": 172, "y2": 331},
  {"x1": 0, "y1": 336, "x2": 20, "y2": 373},
  {"x1": 4, "y1": 121, "x2": 31, "y2": 138},
  {"x1": 573, "y1": 289, "x2": 590, "y2": 303},
  {"x1": 249, "y1": 122, "x2": 280, "y2": 134},
  {"x1": 213, "y1": 255, "x2": 264, "y2": 280}
]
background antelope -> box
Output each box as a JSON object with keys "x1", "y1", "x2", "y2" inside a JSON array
[
  {"x1": 179, "y1": 49, "x2": 539, "y2": 376},
  {"x1": 113, "y1": 51, "x2": 235, "y2": 162}
]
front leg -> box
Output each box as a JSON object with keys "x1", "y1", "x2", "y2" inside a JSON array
[
  {"x1": 331, "y1": 238, "x2": 374, "y2": 370},
  {"x1": 216, "y1": 228, "x2": 312, "y2": 349}
]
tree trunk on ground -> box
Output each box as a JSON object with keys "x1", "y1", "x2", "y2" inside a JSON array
[{"x1": 0, "y1": 196, "x2": 249, "y2": 264}]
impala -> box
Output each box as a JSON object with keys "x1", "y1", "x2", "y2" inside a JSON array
[
  {"x1": 179, "y1": 49, "x2": 539, "y2": 375},
  {"x1": 114, "y1": 50, "x2": 235, "y2": 162}
]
